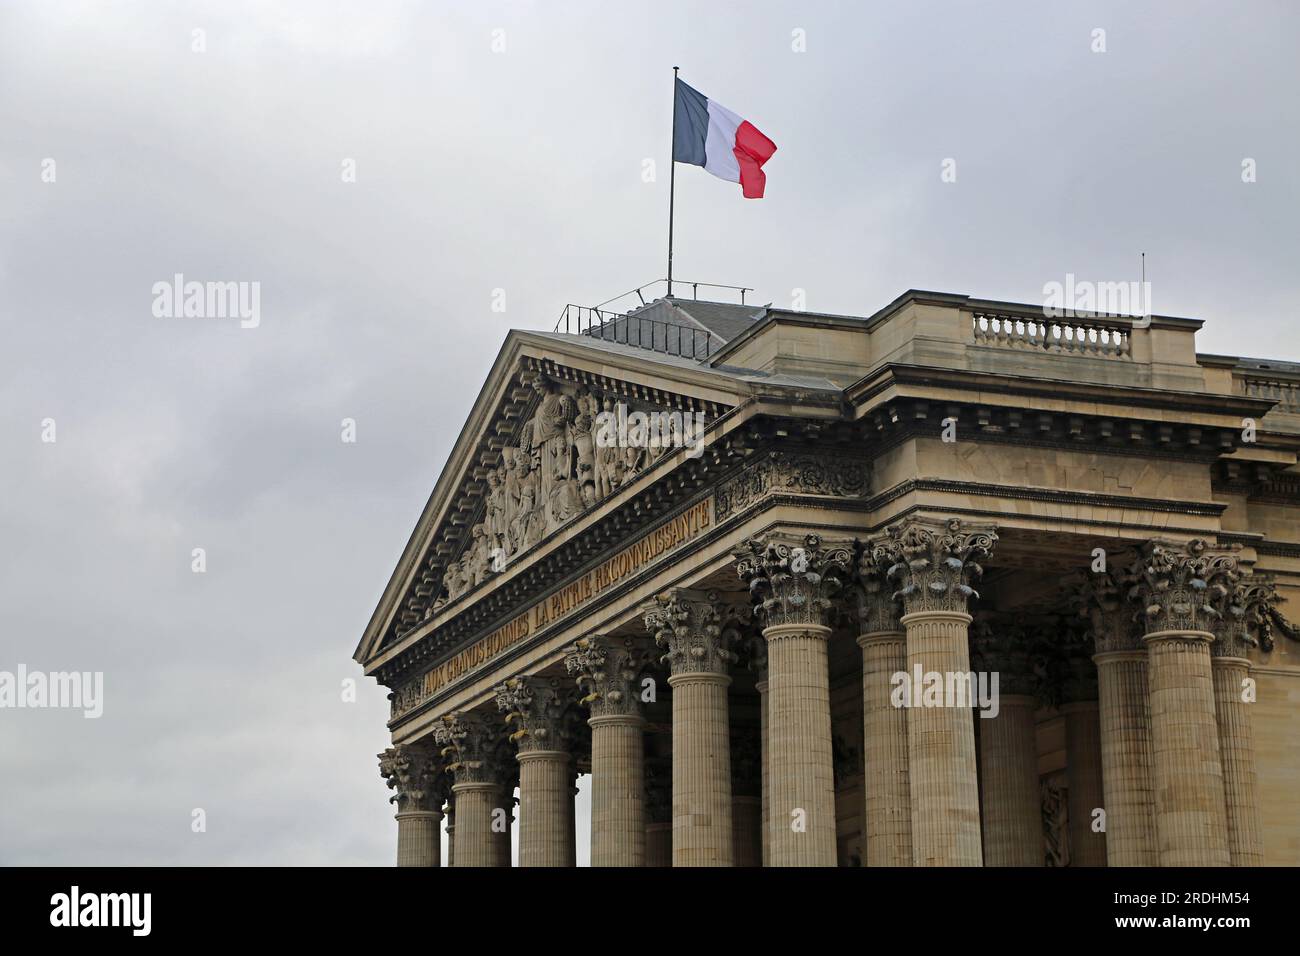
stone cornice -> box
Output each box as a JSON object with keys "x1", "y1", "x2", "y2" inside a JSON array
[{"x1": 845, "y1": 363, "x2": 1269, "y2": 423}]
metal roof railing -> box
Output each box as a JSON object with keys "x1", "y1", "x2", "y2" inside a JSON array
[
  {"x1": 555, "y1": 304, "x2": 713, "y2": 359},
  {"x1": 552, "y1": 278, "x2": 754, "y2": 359}
]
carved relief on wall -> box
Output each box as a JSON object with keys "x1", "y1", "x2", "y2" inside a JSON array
[
  {"x1": 1041, "y1": 772, "x2": 1071, "y2": 867},
  {"x1": 715, "y1": 450, "x2": 869, "y2": 521},
  {"x1": 434, "y1": 372, "x2": 703, "y2": 612}
]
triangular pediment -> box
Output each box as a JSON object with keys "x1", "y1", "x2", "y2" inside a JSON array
[{"x1": 355, "y1": 331, "x2": 749, "y2": 668}]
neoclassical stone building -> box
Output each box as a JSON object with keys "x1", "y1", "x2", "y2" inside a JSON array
[{"x1": 356, "y1": 291, "x2": 1300, "y2": 867}]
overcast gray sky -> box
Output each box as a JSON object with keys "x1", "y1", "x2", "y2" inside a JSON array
[{"x1": 1, "y1": 1, "x2": 1297, "y2": 865}]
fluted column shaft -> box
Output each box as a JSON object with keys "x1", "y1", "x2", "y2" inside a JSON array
[
  {"x1": 903, "y1": 609, "x2": 982, "y2": 866},
  {"x1": 1145, "y1": 631, "x2": 1229, "y2": 866},
  {"x1": 517, "y1": 750, "x2": 573, "y2": 867},
  {"x1": 1212, "y1": 656, "x2": 1263, "y2": 866},
  {"x1": 1093, "y1": 650, "x2": 1158, "y2": 865},
  {"x1": 977, "y1": 694, "x2": 1041, "y2": 866},
  {"x1": 450, "y1": 782, "x2": 496, "y2": 867},
  {"x1": 1063, "y1": 700, "x2": 1107, "y2": 867},
  {"x1": 590, "y1": 714, "x2": 646, "y2": 866},
  {"x1": 858, "y1": 630, "x2": 912, "y2": 866},
  {"x1": 669, "y1": 672, "x2": 733, "y2": 866},
  {"x1": 394, "y1": 810, "x2": 441, "y2": 867},
  {"x1": 764, "y1": 623, "x2": 837, "y2": 866},
  {"x1": 756, "y1": 679, "x2": 770, "y2": 866},
  {"x1": 490, "y1": 790, "x2": 512, "y2": 867}
]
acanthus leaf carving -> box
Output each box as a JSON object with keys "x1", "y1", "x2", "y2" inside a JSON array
[
  {"x1": 735, "y1": 533, "x2": 853, "y2": 630},
  {"x1": 1127, "y1": 539, "x2": 1239, "y2": 636},
  {"x1": 432, "y1": 711, "x2": 508, "y2": 786},
  {"x1": 643, "y1": 589, "x2": 743, "y2": 676},
  {"x1": 377, "y1": 743, "x2": 447, "y2": 813},
  {"x1": 868, "y1": 517, "x2": 997, "y2": 616},
  {"x1": 715, "y1": 450, "x2": 869, "y2": 522},
  {"x1": 565, "y1": 634, "x2": 652, "y2": 719},
  {"x1": 494, "y1": 674, "x2": 578, "y2": 753},
  {"x1": 1216, "y1": 574, "x2": 1279, "y2": 657}
]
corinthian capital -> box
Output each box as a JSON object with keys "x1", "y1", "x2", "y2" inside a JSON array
[
  {"x1": 868, "y1": 517, "x2": 997, "y2": 616},
  {"x1": 1127, "y1": 539, "x2": 1239, "y2": 636},
  {"x1": 853, "y1": 543, "x2": 903, "y2": 634},
  {"x1": 643, "y1": 588, "x2": 743, "y2": 676},
  {"x1": 495, "y1": 675, "x2": 576, "y2": 753},
  {"x1": 378, "y1": 743, "x2": 447, "y2": 813},
  {"x1": 1071, "y1": 564, "x2": 1142, "y2": 655},
  {"x1": 1214, "y1": 574, "x2": 1278, "y2": 658},
  {"x1": 433, "y1": 711, "x2": 507, "y2": 785},
  {"x1": 734, "y1": 533, "x2": 853, "y2": 629},
  {"x1": 565, "y1": 635, "x2": 650, "y2": 719}
]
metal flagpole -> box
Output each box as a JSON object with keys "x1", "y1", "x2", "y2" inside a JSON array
[{"x1": 668, "y1": 66, "x2": 679, "y2": 298}]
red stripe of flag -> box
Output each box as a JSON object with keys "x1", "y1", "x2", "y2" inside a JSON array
[{"x1": 733, "y1": 120, "x2": 777, "y2": 199}]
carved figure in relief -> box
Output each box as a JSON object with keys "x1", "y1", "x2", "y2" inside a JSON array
[
  {"x1": 573, "y1": 411, "x2": 595, "y2": 489},
  {"x1": 594, "y1": 395, "x2": 621, "y2": 499},
  {"x1": 622, "y1": 442, "x2": 646, "y2": 485},
  {"x1": 486, "y1": 469, "x2": 507, "y2": 553},
  {"x1": 501, "y1": 452, "x2": 523, "y2": 554},
  {"x1": 574, "y1": 387, "x2": 599, "y2": 431},
  {"x1": 467, "y1": 524, "x2": 491, "y2": 586},
  {"x1": 522, "y1": 376, "x2": 575, "y2": 505},
  {"x1": 443, "y1": 565, "x2": 462, "y2": 602},
  {"x1": 548, "y1": 477, "x2": 583, "y2": 530}
]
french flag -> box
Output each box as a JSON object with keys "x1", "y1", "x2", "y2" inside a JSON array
[{"x1": 673, "y1": 78, "x2": 777, "y2": 199}]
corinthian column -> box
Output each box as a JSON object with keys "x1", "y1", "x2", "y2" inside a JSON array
[
  {"x1": 644, "y1": 589, "x2": 740, "y2": 866},
  {"x1": 567, "y1": 635, "x2": 650, "y2": 867},
  {"x1": 869, "y1": 517, "x2": 997, "y2": 867},
  {"x1": 1078, "y1": 567, "x2": 1157, "y2": 866},
  {"x1": 737, "y1": 534, "x2": 852, "y2": 867},
  {"x1": 434, "y1": 711, "x2": 509, "y2": 867},
  {"x1": 378, "y1": 743, "x2": 447, "y2": 867},
  {"x1": 853, "y1": 564, "x2": 911, "y2": 866},
  {"x1": 1211, "y1": 576, "x2": 1273, "y2": 866},
  {"x1": 969, "y1": 621, "x2": 1040, "y2": 866},
  {"x1": 1131, "y1": 539, "x2": 1234, "y2": 867},
  {"x1": 496, "y1": 675, "x2": 576, "y2": 867}
]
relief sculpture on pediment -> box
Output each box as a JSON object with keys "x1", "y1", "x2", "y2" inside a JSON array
[{"x1": 431, "y1": 372, "x2": 709, "y2": 612}]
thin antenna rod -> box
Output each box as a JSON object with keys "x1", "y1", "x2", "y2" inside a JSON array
[{"x1": 667, "y1": 66, "x2": 679, "y2": 298}]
